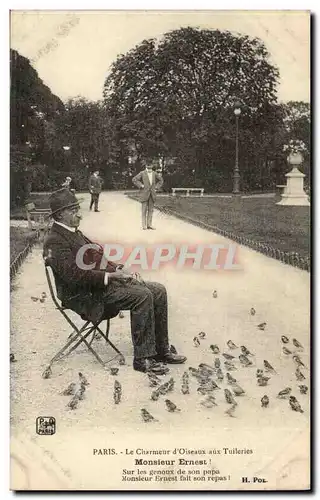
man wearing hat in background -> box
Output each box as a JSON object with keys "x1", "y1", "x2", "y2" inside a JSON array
[
  {"x1": 43, "y1": 188, "x2": 186, "y2": 375},
  {"x1": 132, "y1": 158, "x2": 163, "y2": 230},
  {"x1": 89, "y1": 170, "x2": 103, "y2": 212}
]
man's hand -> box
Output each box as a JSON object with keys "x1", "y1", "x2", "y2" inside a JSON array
[{"x1": 109, "y1": 270, "x2": 133, "y2": 281}]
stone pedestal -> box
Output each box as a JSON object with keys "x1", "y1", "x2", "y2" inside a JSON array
[{"x1": 277, "y1": 153, "x2": 310, "y2": 206}]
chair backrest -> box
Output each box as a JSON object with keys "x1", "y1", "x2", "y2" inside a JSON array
[{"x1": 44, "y1": 258, "x2": 62, "y2": 309}]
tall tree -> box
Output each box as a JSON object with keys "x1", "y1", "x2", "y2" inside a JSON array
[{"x1": 103, "y1": 27, "x2": 281, "y2": 191}]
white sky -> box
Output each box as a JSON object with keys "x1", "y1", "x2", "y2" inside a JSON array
[{"x1": 10, "y1": 10, "x2": 310, "y2": 104}]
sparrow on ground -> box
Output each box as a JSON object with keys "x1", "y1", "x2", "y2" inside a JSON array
[
  {"x1": 226, "y1": 373, "x2": 237, "y2": 385},
  {"x1": 289, "y1": 396, "x2": 304, "y2": 413},
  {"x1": 256, "y1": 369, "x2": 264, "y2": 378},
  {"x1": 148, "y1": 372, "x2": 161, "y2": 387},
  {"x1": 223, "y1": 353, "x2": 235, "y2": 361},
  {"x1": 118, "y1": 355, "x2": 126, "y2": 366},
  {"x1": 167, "y1": 378, "x2": 175, "y2": 392},
  {"x1": 257, "y1": 322, "x2": 267, "y2": 331},
  {"x1": 216, "y1": 368, "x2": 224, "y2": 381},
  {"x1": 261, "y1": 395, "x2": 269, "y2": 408},
  {"x1": 299, "y1": 385, "x2": 308, "y2": 395},
  {"x1": 277, "y1": 387, "x2": 292, "y2": 399},
  {"x1": 227, "y1": 340, "x2": 238, "y2": 350},
  {"x1": 264, "y1": 360, "x2": 276, "y2": 373},
  {"x1": 114, "y1": 380, "x2": 122, "y2": 394},
  {"x1": 79, "y1": 372, "x2": 89, "y2": 386},
  {"x1": 293, "y1": 355, "x2": 306, "y2": 368},
  {"x1": 293, "y1": 339, "x2": 304, "y2": 350},
  {"x1": 201, "y1": 395, "x2": 217, "y2": 408},
  {"x1": 10, "y1": 353, "x2": 16, "y2": 363},
  {"x1": 224, "y1": 388, "x2": 237, "y2": 405},
  {"x1": 225, "y1": 403, "x2": 237, "y2": 417},
  {"x1": 31, "y1": 296, "x2": 39, "y2": 302},
  {"x1": 114, "y1": 392, "x2": 121, "y2": 404},
  {"x1": 42, "y1": 366, "x2": 52, "y2": 379},
  {"x1": 150, "y1": 389, "x2": 160, "y2": 401},
  {"x1": 210, "y1": 344, "x2": 220, "y2": 354},
  {"x1": 212, "y1": 290, "x2": 218, "y2": 298},
  {"x1": 257, "y1": 376, "x2": 270, "y2": 386},
  {"x1": 239, "y1": 354, "x2": 253, "y2": 367},
  {"x1": 224, "y1": 361, "x2": 237, "y2": 371},
  {"x1": 170, "y1": 344, "x2": 177, "y2": 354},
  {"x1": 281, "y1": 335, "x2": 290, "y2": 344},
  {"x1": 199, "y1": 363, "x2": 215, "y2": 375},
  {"x1": 61, "y1": 382, "x2": 77, "y2": 396},
  {"x1": 282, "y1": 347, "x2": 292, "y2": 355},
  {"x1": 232, "y1": 384, "x2": 245, "y2": 396},
  {"x1": 41, "y1": 292, "x2": 47, "y2": 299},
  {"x1": 109, "y1": 367, "x2": 119, "y2": 376},
  {"x1": 295, "y1": 367, "x2": 306, "y2": 381},
  {"x1": 197, "y1": 386, "x2": 212, "y2": 396},
  {"x1": 67, "y1": 395, "x2": 79, "y2": 410},
  {"x1": 181, "y1": 384, "x2": 189, "y2": 395},
  {"x1": 165, "y1": 399, "x2": 181, "y2": 412},
  {"x1": 39, "y1": 298, "x2": 45, "y2": 303},
  {"x1": 250, "y1": 307, "x2": 256, "y2": 316},
  {"x1": 198, "y1": 331, "x2": 206, "y2": 339},
  {"x1": 141, "y1": 408, "x2": 158, "y2": 422},
  {"x1": 118, "y1": 311, "x2": 125, "y2": 319},
  {"x1": 241, "y1": 346, "x2": 254, "y2": 357},
  {"x1": 193, "y1": 337, "x2": 201, "y2": 347},
  {"x1": 77, "y1": 385, "x2": 86, "y2": 401},
  {"x1": 182, "y1": 371, "x2": 189, "y2": 383},
  {"x1": 214, "y1": 358, "x2": 221, "y2": 369}
]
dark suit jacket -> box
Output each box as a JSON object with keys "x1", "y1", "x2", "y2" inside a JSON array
[
  {"x1": 132, "y1": 170, "x2": 163, "y2": 202},
  {"x1": 43, "y1": 223, "x2": 119, "y2": 323},
  {"x1": 89, "y1": 175, "x2": 103, "y2": 194}
]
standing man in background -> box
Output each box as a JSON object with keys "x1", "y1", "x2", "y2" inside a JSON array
[
  {"x1": 89, "y1": 170, "x2": 103, "y2": 212},
  {"x1": 132, "y1": 158, "x2": 163, "y2": 230}
]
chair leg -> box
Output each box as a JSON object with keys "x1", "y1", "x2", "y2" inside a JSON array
[
  {"x1": 95, "y1": 322, "x2": 123, "y2": 357},
  {"x1": 50, "y1": 321, "x2": 90, "y2": 364}
]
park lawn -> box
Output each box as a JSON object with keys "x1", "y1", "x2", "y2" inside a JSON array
[
  {"x1": 10, "y1": 226, "x2": 38, "y2": 264},
  {"x1": 10, "y1": 192, "x2": 51, "y2": 219},
  {"x1": 152, "y1": 196, "x2": 310, "y2": 258}
]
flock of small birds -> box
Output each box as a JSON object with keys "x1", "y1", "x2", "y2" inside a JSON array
[
  {"x1": 37, "y1": 290, "x2": 308, "y2": 423},
  {"x1": 140, "y1": 303, "x2": 308, "y2": 423}
]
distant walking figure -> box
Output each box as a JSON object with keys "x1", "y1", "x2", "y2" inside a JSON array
[
  {"x1": 89, "y1": 170, "x2": 103, "y2": 212},
  {"x1": 132, "y1": 160, "x2": 163, "y2": 230}
]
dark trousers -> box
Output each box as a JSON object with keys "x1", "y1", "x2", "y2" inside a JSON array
[
  {"x1": 141, "y1": 196, "x2": 154, "y2": 229},
  {"x1": 90, "y1": 193, "x2": 100, "y2": 211},
  {"x1": 103, "y1": 279, "x2": 169, "y2": 360}
]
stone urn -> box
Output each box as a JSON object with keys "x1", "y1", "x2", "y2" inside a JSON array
[{"x1": 277, "y1": 151, "x2": 310, "y2": 206}]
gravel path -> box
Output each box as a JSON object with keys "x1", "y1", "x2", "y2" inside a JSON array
[{"x1": 10, "y1": 192, "x2": 310, "y2": 490}]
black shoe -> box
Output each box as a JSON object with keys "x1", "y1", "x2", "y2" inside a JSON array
[
  {"x1": 147, "y1": 226, "x2": 156, "y2": 230},
  {"x1": 133, "y1": 358, "x2": 169, "y2": 375},
  {"x1": 155, "y1": 352, "x2": 187, "y2": 364},
  {"x1": 94, "y1": 209, "x2": 100, "y2": 212}
]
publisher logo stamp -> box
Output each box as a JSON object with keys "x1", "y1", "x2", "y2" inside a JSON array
[{"x1": 36, "y1": 416, "x2": 56, "y2": 435}]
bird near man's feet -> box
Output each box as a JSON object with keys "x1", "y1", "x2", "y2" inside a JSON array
[
  {"x1": 241, "y1": 346, "x2": 254, "y2": 357},
  {"x1": 295, "y1": 367, "x2": 306, "y2": 381},
  {"x1": 224, "y1": 388, "x2": 237, "y2": 405},
  {"x1": 239, "y1": 354, "x2": 253, "y2": 367},
  {"x1": 281, "y1": 335, "x2": 290, "y2": 344},
  {"x1": 78, "y1": 372, "x2": 89, "y2": 386},
  {"x1": 193, "y1": 337, "x2": 201, "y2": 347},
  {"x1": 250, "y1": 307, "x2": 256, "y2": 316},
  {"x1": 227, "y1": 340, "x2": 238, "y2": 350},
  {"x1": 198, "y1": 331, "x2": 206, "y2": 339},
  {"x1": 226, "y1": 373, "x2": 237, "y2": 385},
  {"x1": 141, "y1": 408, "x2": 158, "y2": 422},
  {"x1": 257, "y1": 322, "x2": 267, "y2": 331},
  {"x1": 293, "y1": 355, "x2": 306, "y2": 368},
  {"x1": 42, "y1": 366, "x2": 52, "y2": 379},
  {"x1": 264, "y1": 360, "x2": 276, "y2": 373},
  {"x1": 261, "y1": 395, "x2": 269, "y2": 408},
  {"x1": 61, "y1": 383, "x2": 77, "y2": 396},
  {"x1": 282, "y1": 347, "x2": 292, "y2": 355},
  {"x1": 225, "y1": 403, "x2": 237, "y2": 417},
  {"x1": 210, "y1": 344, "x2": 220, "y2": 354},
  {"x1": 165, "y1": 399, "x2": 181, "y2": 412}
]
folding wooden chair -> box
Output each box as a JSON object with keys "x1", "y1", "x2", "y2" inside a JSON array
[{"x1": 43, "y1": 258, "x2": 124, "y2": 375}]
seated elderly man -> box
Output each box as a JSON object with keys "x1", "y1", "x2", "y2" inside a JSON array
[{"x1": 43, "y1": 189, "x2": 186, "y2": 375}]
